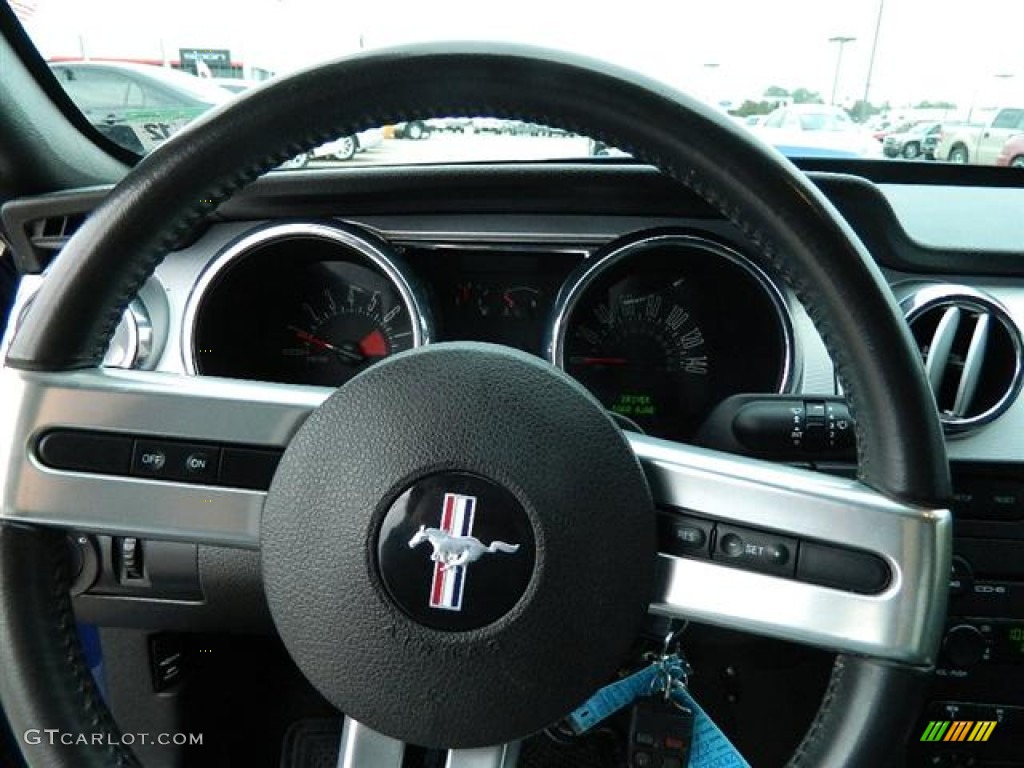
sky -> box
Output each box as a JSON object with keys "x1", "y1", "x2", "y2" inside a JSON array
[{"x1": 16, "y1": 0, "x2": 1024, "y2": 113}]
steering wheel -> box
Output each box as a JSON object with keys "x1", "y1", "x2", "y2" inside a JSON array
[{"x1": 0, "y1": 44, "x2": 951, "y2": 767}]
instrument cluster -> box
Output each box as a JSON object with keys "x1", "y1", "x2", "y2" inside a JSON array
[{"x1": 187, "y1": 222, "x2": 795, "y2": 441}]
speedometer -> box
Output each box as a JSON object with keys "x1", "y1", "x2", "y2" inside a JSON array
[
  {"x1": 187, "y1": 222, "x2": 430, "y2": 386},
  {"x1": 551, "y1": 233, "x2": 794, "y2": 441}
]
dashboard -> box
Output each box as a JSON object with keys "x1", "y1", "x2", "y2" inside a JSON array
[
  {"x1": 183, "y1": 221, "x2": 792, "y2": 442},
  {"x1": 3, "y1": 162, "x2": 1024, "y2": 767}
]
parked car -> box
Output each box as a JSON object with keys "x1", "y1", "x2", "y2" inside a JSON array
[
  {"x1": 310, "y1": 128, "x2": 385, "y2": 161},
  {"x1": 393, "y1": 120, "x2": 431, "y2": 139},
  {"x1": 752, "y1": 104, "x2": 880, "y2": 157},
  {"x1": 470, "y1": 116, "x2": 508, "y2": 134},
  {"x1": 870, "y1": 118, "x2": 910, "y2": 142},
  {"x1": 922, "y1": 120, "x2": 970, "y2": 159},
  {"x1": 882, "y1": 121, "x2": 941, "y2": 159},
  {"x1": 996, "y1": 133, "x2": 1024, "y2": 168},
  {"x1": 48, "y1": 60, "x2": 231, "y2": 154},
  {"x1": 933, "y1": 107, "x2": 1024, "y2": 164}
]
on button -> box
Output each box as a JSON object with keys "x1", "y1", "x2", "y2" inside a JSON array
[{"x1": 185, "y1": 452, "x2": 214, "y2": 475}]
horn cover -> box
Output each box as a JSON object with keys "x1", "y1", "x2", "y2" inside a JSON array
[{"x1": 261, "y1": 342, "x2": 655, "y2": 748}]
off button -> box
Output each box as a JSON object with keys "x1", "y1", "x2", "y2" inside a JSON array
[{"x1": 132, "y1": 441, "x2": 221, "y2": 484}]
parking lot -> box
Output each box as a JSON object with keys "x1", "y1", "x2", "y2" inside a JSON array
[{"x1": 312, "y1": 131, "x2": 595, "y2": 166}]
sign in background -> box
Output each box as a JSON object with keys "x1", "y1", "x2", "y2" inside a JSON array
[{"x1": 178, "y1": 48, "x2": 231, "y2": 78}]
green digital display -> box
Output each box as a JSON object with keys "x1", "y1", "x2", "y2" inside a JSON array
[
  {"x1": 612, "y1": 393, "x2": 656, "y2": 418},
  {"x1": 1008, "y1": 626, "x2": 1024, "y2": 653}
]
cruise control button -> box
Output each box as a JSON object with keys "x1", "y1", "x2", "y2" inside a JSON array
[
  {"x1": 720, "y1": 533, "x2": 744, "y2": 558},
  {"x1": 183, "y1": 450, "x2": 216, "y2": 477},
  {"x1": 657, "y1": 512, "x2": 713, "y2": 558},
  {"x1": 713, "y1": 525, "x2": 796, "y2": 576},
  {"x1": 131, "y1": 441, "x2": 221, "y2": 483},
  {"x1": 135, "y1": 446, "x2": 168, "y2": 474}
]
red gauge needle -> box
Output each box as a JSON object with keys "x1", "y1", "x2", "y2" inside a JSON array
[
  {"x1": 570, "y1": 356, "x2": 629, "y2": 366},
  {"x1": 289, "y1": 326, "x2": 365, "y2": 364}
]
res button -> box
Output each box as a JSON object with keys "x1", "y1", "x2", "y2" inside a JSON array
[{"x1": 657, "y1": 512, "x2": 713, "y2": 558}]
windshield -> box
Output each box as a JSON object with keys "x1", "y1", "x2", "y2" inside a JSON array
[{"x1": 9, "y1": 0, "x2": 1024, "y2": 169}]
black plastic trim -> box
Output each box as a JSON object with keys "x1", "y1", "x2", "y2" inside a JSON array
[{"x1": 4, "y1": 164, "x2": 1024, "y2": 277}]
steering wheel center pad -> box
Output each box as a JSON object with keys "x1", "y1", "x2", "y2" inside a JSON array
[{"x1": 262, "y1": 342, "x2": 654, "y2": 748}]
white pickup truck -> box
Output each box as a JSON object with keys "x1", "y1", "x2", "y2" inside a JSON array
[{"x1": 934, "y1": 107, "x2": 1024, "y2": 164}]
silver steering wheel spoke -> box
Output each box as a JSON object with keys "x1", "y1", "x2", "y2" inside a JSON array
[
  {"x1": 631, "y1": 432, "x2": 952, "y2": 665},
  {"x1": 337, "y1": 717, "x2": 519, "y2": 768},
  {"x1": 0, "y1": 365, "x2": 951, "y2": 667},
  {"x1": 0, "y1": 366, "x2": 325, "y2": 548}
]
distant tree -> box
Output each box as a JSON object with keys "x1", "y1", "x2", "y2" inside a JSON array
[
  {"x1": 733, "y1": 100, "x2": 777, "y2": 117},
  {"x1": 914, "y1": 100, "x2": 957, "y2": 110},
  {"x1": 764, "y1": 85, "x2": 790, "y2": 98},
  {"x1": 848, "y1": 100, "x2": 882, "y2": 122},
  {"x1": 792, "y1": 88, "x2": 824, "y2": 104}
]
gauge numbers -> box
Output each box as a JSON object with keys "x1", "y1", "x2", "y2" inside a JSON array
[{"x1": 555, "y1": 235, "x2": 792, "y2": 441}]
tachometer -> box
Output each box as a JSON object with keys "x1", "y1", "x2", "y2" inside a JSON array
[
  {"x1": 277, "y1": 260, "x2": 417, "y2": 386},
  {"x1": 551, "y1": 233, "x2": 793, "y2": 441},
  {"x1": 188, "y1": 223, "x2": 429, "y2": 386}
]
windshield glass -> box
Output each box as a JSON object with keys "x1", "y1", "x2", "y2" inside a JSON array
[{"x1": 9, "y1": 0, "x2": 1024, "y2": 169}]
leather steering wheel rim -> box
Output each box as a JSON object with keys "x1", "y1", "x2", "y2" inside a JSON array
[{"x1": 0, "y1": 43, "x2": 949, "y2": 767}]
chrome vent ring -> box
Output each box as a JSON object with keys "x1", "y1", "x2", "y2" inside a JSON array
[{"x1": 901, "y1": 285, "x2": 1024, "y2": 434}]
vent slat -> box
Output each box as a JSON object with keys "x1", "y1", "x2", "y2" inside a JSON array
[
  {"x1": 25, "y1": 215, "x2": 84, "y2": 254},
  {"x1": 952, "y1": 313, "x2": 990, "y2": 418},
  {"x1": 924, "y1": 306, "x2": 961, "y2": 395}
]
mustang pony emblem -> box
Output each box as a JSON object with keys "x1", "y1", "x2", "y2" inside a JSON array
[
  {"x1": 408, "y1": 526, "x2": 520, "y2": 570},
  {"x1": 407, "y1": 493, "x2": 520, "y2": 611}
]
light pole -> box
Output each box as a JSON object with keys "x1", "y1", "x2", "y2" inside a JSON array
[
  {"x1": 860, "y1": 0, "x2": 886, "y2": 121},
  {"x1": 829, "y1": 36, "x2": 856, "y2": 106},
  {"x1": 703, "y1": 62, "x2": 720, "y2": 108},
  {"x1": 967, "y1": 73, "x2": 1015, "y2": 122}
]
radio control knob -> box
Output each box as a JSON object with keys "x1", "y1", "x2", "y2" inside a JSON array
[{"x1": 943, "y1": 624, "x2": 987, "y2": 668}]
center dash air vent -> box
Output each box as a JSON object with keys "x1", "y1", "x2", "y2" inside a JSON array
[{"x1": 902, "y1": 285, "x2": 1023, "y2": 433}]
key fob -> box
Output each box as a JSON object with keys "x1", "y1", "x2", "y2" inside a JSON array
[{"x1": 628, "y1": 696, "x2": 694, "y2": 768}]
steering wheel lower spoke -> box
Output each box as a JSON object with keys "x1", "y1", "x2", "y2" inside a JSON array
[
  {"x1": 338, "y1": 718, "x2": 520, "y2": 768},
  {"x1": 0, "y1": 366, "x2": 324, "y2": 546},
  {"x1": 632, "y1": 432, "x2": 951, "y2": 663}
]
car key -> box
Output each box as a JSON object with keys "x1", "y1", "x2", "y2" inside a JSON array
[{"x1": 628, "y1": 695, "x2": 694, "y2": 768}]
